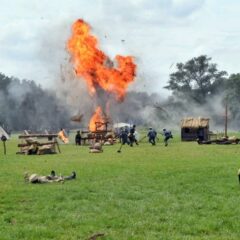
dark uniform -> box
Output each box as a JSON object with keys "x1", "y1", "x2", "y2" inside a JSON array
[
  {"x1": 120, "y1": 128, "x2": 130, "y2": 145},
  {"x1": 129, "y1": 125, "x2": 138, "y2": 147},
  {"x1": 75, "y1": 131, "x2": 82, "y2": 145},
  {"x1": 162, "y1": 129, "x2": 173, "y2": 146},
  {"x1": 147, "y1": 128, "x2": 157, "y2": 145}
]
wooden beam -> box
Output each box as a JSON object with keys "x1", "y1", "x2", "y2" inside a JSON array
[
  {"x1": 18, "y1": 141, "x2": 57, "y2": 147},
  {"x1": 19, "y1": 134, "x2": 58, "y2": 139}
]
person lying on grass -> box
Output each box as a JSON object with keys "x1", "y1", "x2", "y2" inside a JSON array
[{"x1": 24, "y1": 170, "x2": 76, "y2": 184}]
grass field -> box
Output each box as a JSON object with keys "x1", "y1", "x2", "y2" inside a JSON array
[{"x1": 1, "y1": 133, "x2": 240, "y2": 240}]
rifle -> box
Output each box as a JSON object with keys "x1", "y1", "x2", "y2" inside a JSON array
[{"x1": 139, "y1": 136, "x2": 147, "y2": 142}]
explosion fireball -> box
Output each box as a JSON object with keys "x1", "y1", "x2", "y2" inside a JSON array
[{"x1": 67, "y1": 19, "x2": 136, "y2": 130}]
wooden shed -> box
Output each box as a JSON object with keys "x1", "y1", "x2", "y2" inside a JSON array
[{"x1": 181, "y1": 117, "x2": 210, "y2": 141}]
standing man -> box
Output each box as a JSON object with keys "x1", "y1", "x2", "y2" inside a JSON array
[
  {"x1": 75, "y1": 130, "x2": 82, "y2": 145},
  {"x1": 120, "y1": 127, "x2": 130, "y2": 145},
  {"x1": 129, "y1": 125, "x2": 139, "y2": 147},
  {"x1": 147, "y1": 127, "x2": 157, "y2": 145},
  {"x1": 162, "y1": 129, "x2": 173, "y2": 146}
]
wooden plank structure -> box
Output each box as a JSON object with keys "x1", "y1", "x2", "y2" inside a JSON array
[
  {"x1": 17, "y1": 131, "x2": 61, "y2": 155},
  {"x1": 79, "y1": 119, "x2": 116, "y2": 145},
  {"x1": 181, "y1": 117, "x2": 210, "y2": 141}
]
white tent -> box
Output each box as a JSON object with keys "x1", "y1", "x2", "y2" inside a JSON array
[
  {"x1": 113, "y1": 122, "x2": 131, "y2": 129},
  {"x1": 0, "y1": 126, "x2": 10, "y2": 140}
]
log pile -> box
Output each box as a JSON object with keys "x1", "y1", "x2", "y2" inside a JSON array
[{"x1": 17, "y1": 132, "x2": 60, "y2": 155}]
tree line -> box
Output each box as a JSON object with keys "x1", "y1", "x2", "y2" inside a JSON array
[
  {"x1": 1, "y1": 55, "x2": 240, "y2": 131},
  {"x1": 0, "y1": 73, "x2": 71, "y2": 132},
  {"x1": 159, "y1": 55, "x2": 240, "y2": 129}
]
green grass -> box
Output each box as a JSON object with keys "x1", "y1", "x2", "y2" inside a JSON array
[{"x1": 1, "y1": 133, "x2": 240, "y2": 239}]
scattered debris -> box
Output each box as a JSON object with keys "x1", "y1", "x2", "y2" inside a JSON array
[
  {"x1": 70, "y1": 113, "x2": 84, "y2": 123},
  {"x1": 198, "y1": 136, "x2": 240, "y2": 145}
]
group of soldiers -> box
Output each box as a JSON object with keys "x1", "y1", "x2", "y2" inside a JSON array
[
  {"x1": 119, "y1": 124, "x2": 139, "y2": 147},
  {"x1": 73, "y1": 125, "x2": 173, "y2": 147},
  {"x1": 119, "y1": 125, "x2": 173, "y2": 147}
]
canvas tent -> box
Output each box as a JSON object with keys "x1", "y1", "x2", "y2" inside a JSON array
[
  {"x1": 181, "y1": 117, "x2": 209, "y2": 141},
  {"x1": 0, "y1": 126, "x2": 10, "y2": 140},
  {"x1": 113, "y1": 122, "x2": 131, "y2": 130},
  {"x1": 113, "y1": 123, "x2": 131, "y2": 138}
]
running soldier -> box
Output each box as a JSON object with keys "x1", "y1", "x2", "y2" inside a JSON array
[
  {"x1": 129, "y1": 125, "x2": 139, "y2": 147},
  {"x1": 162, "y1": 129, "x2": 173, "y2": 146},
  {"x1": 147, "y1": 127, "x2": 157, "y2": 145}
]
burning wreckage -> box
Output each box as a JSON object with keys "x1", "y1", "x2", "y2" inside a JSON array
[
  {"x1": 67, "y1": 19, "x2": 136, "y2": 150},
  {"x1": 17, "y1": 19, "x2": 136, "y2": 155}
]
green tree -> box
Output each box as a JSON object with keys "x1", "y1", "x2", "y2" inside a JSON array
[
  {"x1": 226, "y1": 73, "x2": 240, "y2": 96},
  {"x1": 165, "y1": 55, "x2": 227, "y2": 104},
  {"x1": 225, "y1": 73, "x2": 240, "y2": 122},
  {"x1": 0, "y1": 73, "x2": 71, "y2": 131},
  {"x1": 0, "y1": 72, "x2": 11, "y2": 93}
]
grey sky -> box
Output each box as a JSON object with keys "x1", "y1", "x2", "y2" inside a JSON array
[{"x1": 1, "y1": 0, "x2": 240, "y2": 94}]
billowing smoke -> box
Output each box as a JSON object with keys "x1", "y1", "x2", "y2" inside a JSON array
[
  {"x1": 56, "y1": 64, "x2": 166, "y2": 130},
  {"x1": 1, "y1": 68, "x2": 235, "y2": 134},
  {"x1": 0, "y1": 73, "x2": 71, "y2": 132},
  {"x1": 4, "y1": 19, "x2": 233, "y2": 134},
  {"x1": 57, "y1": 58, "x2": 233, "y2": 133}
]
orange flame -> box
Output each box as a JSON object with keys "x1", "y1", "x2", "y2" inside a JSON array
[
  {"x1": 89, "y1": 106, "x2": 105, "y2": 132},
  {"x1": 58, "y1": 129, "x2": 69, "y2": 144},
  {"x1": 67, "y1": 19, "x2": 136, "y2": 101}
]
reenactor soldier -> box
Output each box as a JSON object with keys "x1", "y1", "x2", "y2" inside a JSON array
[
  {"x1": 129, "y1": 125, "x2": 139, "y2": 147},
  {"x1": 120, "y1": 127, "x2": 130, "y2": 145},
  {"x1": 147, "y1": 127, "x2": 157, "y2": 145},
  {"x1": 162, "y1": 129, "x2": 173, "y2": 146},
  {"x1": 24, "y1": 170, "x2": 76, "y2": 184},
  {"x1": 75, "y1": 130, "x2": 82, "y2": 145}
]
